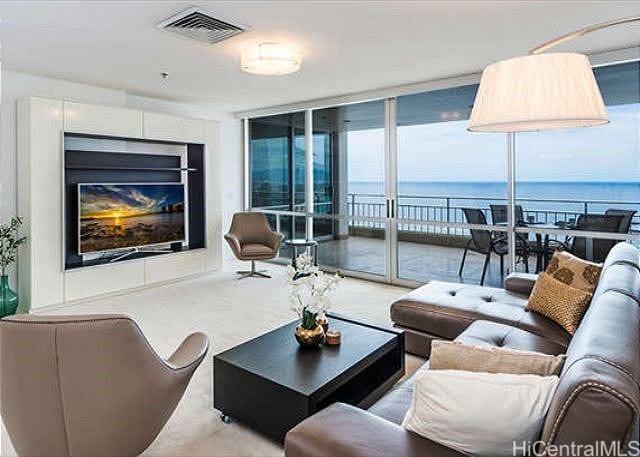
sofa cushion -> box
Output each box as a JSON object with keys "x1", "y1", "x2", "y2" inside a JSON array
[
  {"x1": 240, "y1": 243, "x2": 275, "y2": 257},
  {"x1": 456, "y1": 320, "x2": 567, "y2": 356},
  {"x1": 285, "y1": 403, "x2": 466, "y2": 457},
  {"x1": 368, "y1": 369, "x2": 417, "y2": 425},
  {"x1": 391, "y1": 281, "x2": 571, "y2": 347},
  {"x1": 429, "y1": 340, "x2": 565, "y2": 375},
  {"x1": 370, "y1": 320, "x2": 567, "y2": 426},
  {"x1": 504, "y1": 272, "x2": 538, "y2": 296}
]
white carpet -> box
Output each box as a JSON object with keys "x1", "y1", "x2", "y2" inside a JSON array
[{"x1": 1, "y1": 261, "x2": 419, "y2": 456}]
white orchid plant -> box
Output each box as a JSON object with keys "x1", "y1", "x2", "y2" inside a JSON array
[{"x1": 286, "y1": 253, "x2": 341, "y2": 330}]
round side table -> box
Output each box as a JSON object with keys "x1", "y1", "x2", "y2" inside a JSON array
[{"x1": 284, "y1": 239, "x2": 318, "y2": 269}]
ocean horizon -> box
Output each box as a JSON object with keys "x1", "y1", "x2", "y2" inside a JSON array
[{"x1": 347, "y1": 181, "x2": 640, "y2": 215}]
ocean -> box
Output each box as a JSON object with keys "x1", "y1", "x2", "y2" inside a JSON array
[{"x1": 347, "y1": 181, "x2": 640, "y2": 223}]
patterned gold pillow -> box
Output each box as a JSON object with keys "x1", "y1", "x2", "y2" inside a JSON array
[
  {"x1": 527, "y1": 272, "x2": 592, "y2": 334},
  {"x1": 545, "y1": 250, "x2": 602, "y2": 293}
]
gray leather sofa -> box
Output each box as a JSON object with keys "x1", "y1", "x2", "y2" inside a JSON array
[
  {"x1": 390, "y1": 272, "x2": 569, "y2": 358},
  {"x1": 285, "y1": 242, "x2": 640, "y2": 456}
]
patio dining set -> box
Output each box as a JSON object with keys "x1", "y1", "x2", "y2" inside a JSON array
[{"x1": 458, "y1": 204, "x2": 636, "y2": 285}]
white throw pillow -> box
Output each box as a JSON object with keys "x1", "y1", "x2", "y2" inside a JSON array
[{"x1": 402, "y1": 370, "x2": 559, "y2": 457}]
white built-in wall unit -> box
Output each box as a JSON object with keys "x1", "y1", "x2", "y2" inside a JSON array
[{"x1": 17, "y1": 97, "x2": 221, "y2": 310}]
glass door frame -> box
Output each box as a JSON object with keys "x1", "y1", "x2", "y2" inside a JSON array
[{"x1": 242, "y1": 57, "x2": 640, "y2": 287}]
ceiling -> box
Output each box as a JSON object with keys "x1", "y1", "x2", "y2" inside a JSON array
[{"x1": 0, "y1": 1, "x2": 638, "y2": 115}]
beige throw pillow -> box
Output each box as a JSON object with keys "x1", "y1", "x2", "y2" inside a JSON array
[
  {"x1": 527, "y1": 272, "x2": 592, "y2": 335},
  {"x1": 545, "y1": 250, "x2": 602, "y2": 293},
  {"x1": 429, "y1": 340, "x2": 565, "y2": 376}
]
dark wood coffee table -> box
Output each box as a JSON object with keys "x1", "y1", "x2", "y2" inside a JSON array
[{"x1": 213, "y1": 313, "x2": 405, "y2": 443}]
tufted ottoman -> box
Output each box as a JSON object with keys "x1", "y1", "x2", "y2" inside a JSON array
[{"x1": 390, "y1": 276, "x2": 570, "y2": 357}]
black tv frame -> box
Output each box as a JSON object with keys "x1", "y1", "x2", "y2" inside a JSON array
[{"x1": 63, "y1": 132, "x2": 206, "y2": 270}]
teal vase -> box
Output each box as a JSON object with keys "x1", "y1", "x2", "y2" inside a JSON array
[{"x1": 0, "y1": 275, "x2": 18, "y2": 318}]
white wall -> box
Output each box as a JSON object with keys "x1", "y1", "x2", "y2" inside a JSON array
[
  {"x1": 0, "y1": 70, "x2": 243, "y2": 283},
  {"x1": 217, "y1": 118, "x2": 244, "y2": 262}
]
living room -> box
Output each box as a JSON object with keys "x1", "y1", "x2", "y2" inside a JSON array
[{"x1": 0, "y1": 1, "x2": 639, "y2": 456}]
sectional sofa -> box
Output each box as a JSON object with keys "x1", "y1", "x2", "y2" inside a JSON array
[{"x1": 285, "y1": 242, "x2": 640, "y2": 456}]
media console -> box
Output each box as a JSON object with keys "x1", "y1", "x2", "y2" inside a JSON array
[
  {"x1": 63, "y1": 133, "x2": 207, "y2": 270},
  {"x1": 18, "y1": 98, "x2": 221, "y2": 310}
]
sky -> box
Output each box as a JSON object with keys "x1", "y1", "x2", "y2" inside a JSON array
[
  {"x1": 347, "y1": 103, "x2": 640, "y2": 183},
  {"x1": 80, "y1": 184, "x2": 184, "y2": 218}
]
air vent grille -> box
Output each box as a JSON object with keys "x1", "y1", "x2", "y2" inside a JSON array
[{"x1": 158, "y1": 7, "x2": 247, "y2": 45}]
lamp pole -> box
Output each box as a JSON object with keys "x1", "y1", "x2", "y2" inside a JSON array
[
  {"x1": 529, "y1": 15, "x2": 640, "y2": 55},
  {"x1": 506, "y1": 132, "x2": 517, "y2": 274}
]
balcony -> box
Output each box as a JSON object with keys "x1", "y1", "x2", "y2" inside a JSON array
[{"x1": 260, "y1": 193, "x2": 639, "y2": 288}]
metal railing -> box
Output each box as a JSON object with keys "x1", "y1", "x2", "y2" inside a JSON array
[
  {"x1": 346, "y1": 193, "x2": 640, "y2": 235},
  {"x1": 252, "y1": 193, "x2": 639, "y2": 240}
]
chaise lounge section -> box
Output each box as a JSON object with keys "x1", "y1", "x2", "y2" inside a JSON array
[
  {"x1": 285, "y1": 242, "x2": 640, "y2": 456},
  {"x1": 390, "y1": 273, "x2": 571, "y2": 357}
]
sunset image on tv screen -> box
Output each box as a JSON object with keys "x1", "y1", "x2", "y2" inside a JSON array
[{"x1": 79, "y1": 183, "x2": 185, "y2": 254}]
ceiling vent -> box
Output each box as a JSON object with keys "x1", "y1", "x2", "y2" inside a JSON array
[{"x1": 157, "y1": 7, "x2": 247, "y2": 45}]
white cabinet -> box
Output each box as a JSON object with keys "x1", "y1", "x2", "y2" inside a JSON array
[
  {"x1": 64, "y1": 261, "x2": 145, "y2": 302},
  {"x1": 143, "y1": 112, "x2": 204, "y2": 143},
  {"x1": 18, "y1": 97, "x2": 220, "y2": 309},
  {"x1": 64, "y1": 101, "x2": 143, "y2": 138},
  {"x1": 17, "y1": 97, "x2": 65, "y2": 309},
  {"x1": 144, "y1": 250, "x2": 206, "y2": 284}
]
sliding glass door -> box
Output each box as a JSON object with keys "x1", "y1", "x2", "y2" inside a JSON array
[
  {"x1": 311, "y1": 100, "x2": 388, "y2": 278},
  {"x1": 248, "y1": 112, "x2": 306, "y2": 261},
  {"x1": 394, "y1": 85, "x2": 509, "y2": 286},
  {"x1": 244, "y1": 60, "x2": 640, "y2": 286}
]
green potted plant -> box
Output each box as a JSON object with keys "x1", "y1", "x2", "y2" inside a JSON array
[{"x1": 0, "y1": 217, "x2": 27, "y2": 318}]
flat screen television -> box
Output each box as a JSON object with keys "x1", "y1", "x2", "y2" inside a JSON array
[{"x1": 78, "y1": 183, "x2": 186, "y2": 255}]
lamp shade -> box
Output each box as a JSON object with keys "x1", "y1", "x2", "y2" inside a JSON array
[
  {"x1": 241, "y1": 42, "x2": 301, "y2": 76},
  {"x1": 468, "y1": 53, "x2": 608, "y2": 132}
]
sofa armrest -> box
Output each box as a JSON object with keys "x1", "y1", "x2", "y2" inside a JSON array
[
  {"x1": 285, "y1": 403, "x2": 464, "y2": 457},
  {"x1": 504, "y1": 272, "x2": 538, "y2": 296}
]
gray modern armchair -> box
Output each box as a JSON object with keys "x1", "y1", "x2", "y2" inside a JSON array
[
  {"x1": 225, "y1": 212, "x2": 284, "y2": 279},
  {"x1": 0, "y1": 314, "x2": 208, "y2": 457}
]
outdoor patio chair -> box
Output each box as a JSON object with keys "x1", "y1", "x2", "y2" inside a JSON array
[
  {"x1": 489, "y1": 204, "x2": 525, "y2": 225},
  {"x1": 604, "y1": 209, "x2": 637, "y2": 234},
  {"x1": 458, "y1": 208, "x2": 529, "y2": 285},
  {"x1": 569, "y1": 213, "x2": 625, "y2": 262}
]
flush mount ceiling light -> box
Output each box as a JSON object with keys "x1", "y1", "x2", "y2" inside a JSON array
[
  {"x1": 468, "y1": 15, "x2": 639, "y2": 133},
  {"x1": 241, "y1": 42, "x2": 302, "y2": 75}
]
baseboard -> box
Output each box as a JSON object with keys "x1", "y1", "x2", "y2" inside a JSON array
[{"x1": 29, "y1": 269, "x2": 219, "y2": 314}]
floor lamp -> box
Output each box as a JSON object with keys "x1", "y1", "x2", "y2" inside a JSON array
[{"x1": 467, "y1": 15, "x2": 639, "y2": 272}]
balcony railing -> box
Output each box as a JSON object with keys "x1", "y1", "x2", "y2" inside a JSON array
[
  {"x1": 347, "y1": 193, "x2": 639, "y2": 234},
  {"x1": 251, "y1": 192, "x2": 639, "y2": 238},
  {"x1": 346, "y1": 193, "x2": 640, "y2": 236}
]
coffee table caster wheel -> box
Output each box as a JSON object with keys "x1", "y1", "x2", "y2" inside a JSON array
[{"x1": 220, "y1": 413, "x2": 231, "y2": 424}]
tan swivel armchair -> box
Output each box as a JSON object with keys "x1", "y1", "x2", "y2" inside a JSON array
[
  {"x1": 0, "y1": 314, "x2": 209, "y2": 457},
  {"x1": 224, "y1": 212, "x2": 284, "y2": 279}
]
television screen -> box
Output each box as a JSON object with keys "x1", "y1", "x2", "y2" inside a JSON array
[{"x1": 78, "y1": 183, "x2": 186, "y2": 254}]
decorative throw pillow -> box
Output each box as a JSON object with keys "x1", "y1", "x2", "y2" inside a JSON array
[
  {"x1": 545, "y1": 250, "x2": 602, "y2": 293},
  {"x1": 527, "y1": 272, "x2": 592, "y2": 334},
  {"x1": 402, "y1": 370, "x2": 559, "y2": 456},
  {"x1": 429, "y1": 340, "x2": 565, "y2": 376}
]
